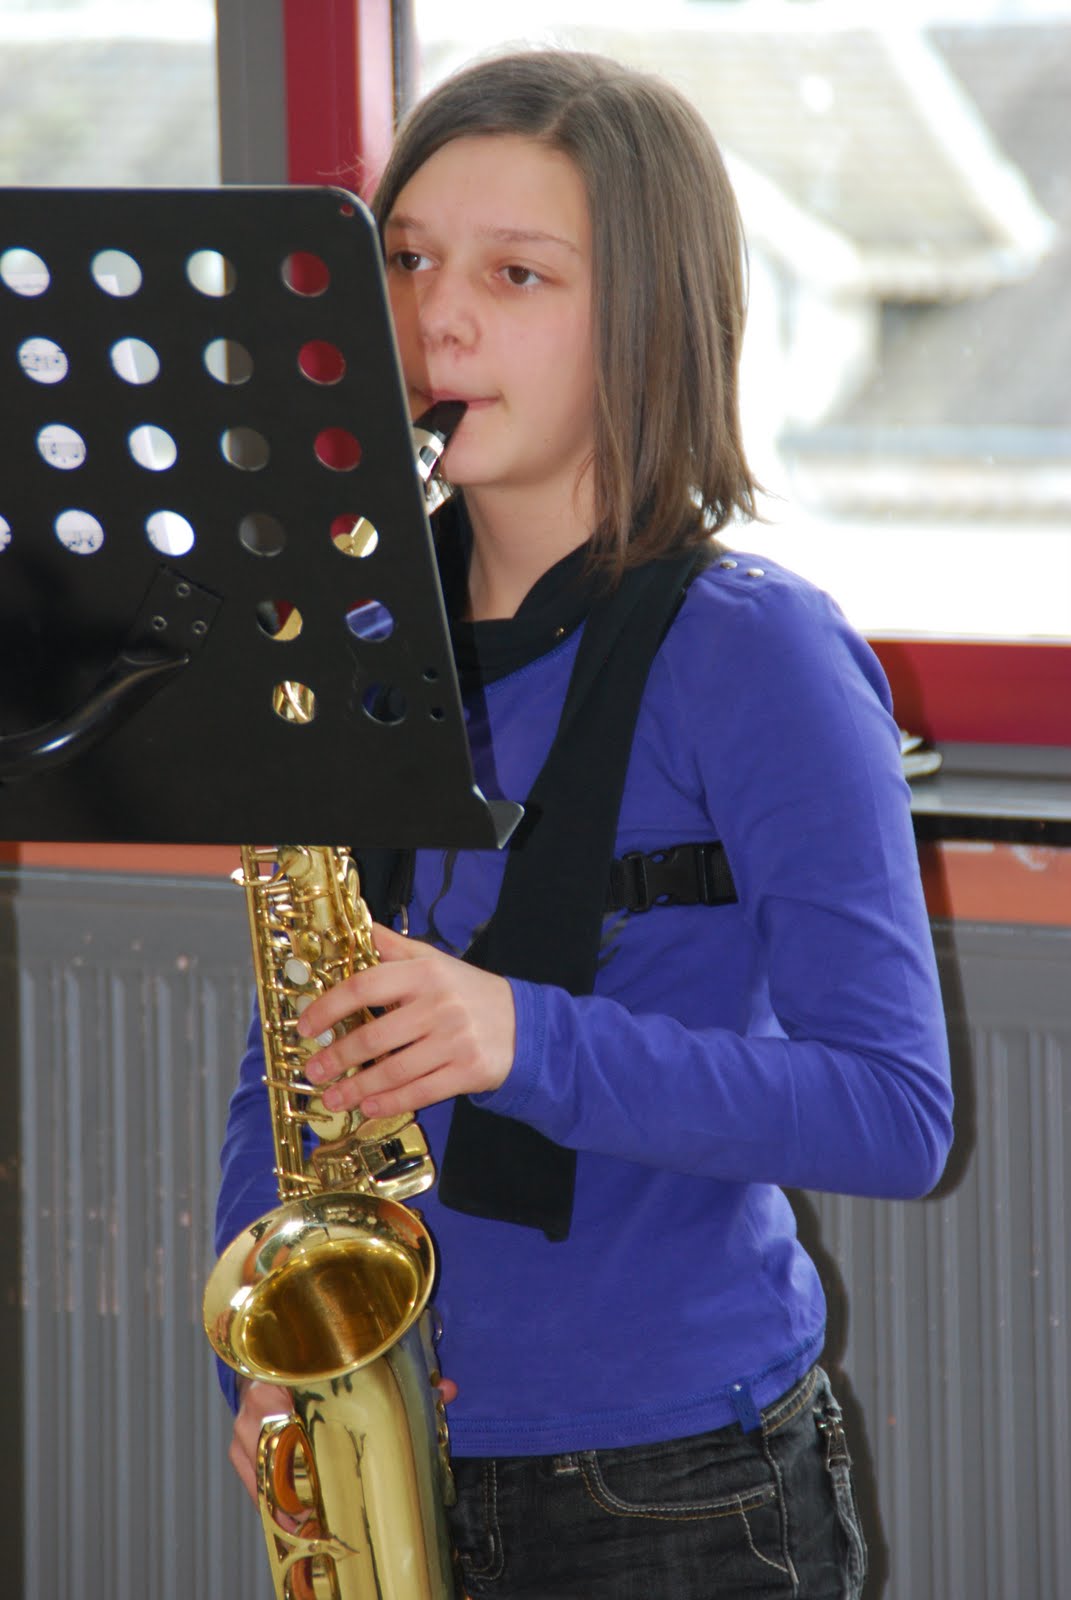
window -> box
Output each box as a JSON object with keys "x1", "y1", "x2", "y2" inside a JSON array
[
  {"x1": 0, "y1": 0, "x2": 219, "y2": 187},
  {"x1": 409, "y1": 0, "x2": 1071, "y2": 642}
]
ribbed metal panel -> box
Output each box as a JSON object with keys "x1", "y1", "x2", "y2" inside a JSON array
[
  {"x1": 4, "y1": 872, "x2": 1070, "y2": 1599},
  {"x1": 7, "y1": 869, "x2": 267, "y2": 1600},
  {"x1": 800, "y1": 920, "x2": 1071, "y2": 1600}
]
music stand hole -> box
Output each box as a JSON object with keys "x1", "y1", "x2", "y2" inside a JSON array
[
  {"x1": 298, "y1": 341, "x2": 346, "y2": 384},
  {"x1": 221, "y1": 427, "x2": 270, "y2": 471},
  {"x1": 314, "y1": 428, "x2": 361, "y2": 471},
  {"x1": 331, "y1": 516, "x2": 378, "y2": 558},
  {"x1": 0, "y1": 516, "x2": 11, "y2": 552},
  {"x1": 91, "y1": 250, "x2": 142, "y2": 297},
  {"x1": 362, "y1": 684, "x2": 407, "y2": 725},
  {"x1": 129, "y1": 425, "x2": 177, "y2": 472},
  {"x1": 55, "y1": 510, "x2": 104, "y2": 555},
  {"x1": 1, "y1": 248, "x2": 49, "y2": 295},
  {"x1": 111, "y1": 338, "x2": 160, "y2": 385},
  {"x1": 257, "y1": 601, "x2": 303, "y2": 642},
  {"x1": 204, "y1": 338, "x2": 253, "y2": 385},
  {"x1": 273, "y1": 682, "x2": 316, "y2": 724},
  {"x1": 19, "y1": 337, "x2": 68, "y2": 383},
  {"x1": 240, "y1": 513, "x2": 286, "y2": 557},
  {"x1": 345, "y1": 600, "x2": 394, "y2": 642},
  {"x1": 146, "y1": 511, "x2": 195, "y2": 557},
  {"x1": 37, "y1": 424, "x2": 86, "y2": 470},
  {"x1": 187, "y1": 250, "x2": 236, "y2": 297},
  {"x1": 282, "y1": 252, "x2": 330, "y2": 296}
]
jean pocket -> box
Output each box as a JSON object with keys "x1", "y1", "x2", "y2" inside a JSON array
[
  {"x1": 577, "y1": 1432, "x2": 794, "y2": 1587},
  {"x1": 448, "y1": 1459, "x2": 504, "y2": 1583}
]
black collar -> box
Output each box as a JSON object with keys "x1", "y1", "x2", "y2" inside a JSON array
[{"x1": 435, "y1": 499, "x2": 602, "y2": 692}]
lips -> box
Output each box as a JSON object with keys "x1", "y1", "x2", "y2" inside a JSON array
[{"x1": 426, "y1": 391, "x2": 496, "y2": 409}]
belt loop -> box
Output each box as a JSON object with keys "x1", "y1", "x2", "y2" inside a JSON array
[{"x1": 729, "y1": 1379, "x2": 763, "y2": 1433}]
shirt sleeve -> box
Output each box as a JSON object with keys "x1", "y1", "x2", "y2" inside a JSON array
[
  {"x1": 473, "y1": 566, "x2": 954, "y2": 1200},
  {"x1": 213, "y1": 996, "x2": 281, "y2": 1411}
]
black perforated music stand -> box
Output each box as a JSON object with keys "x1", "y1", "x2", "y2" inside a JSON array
[{"x1": 0, "y1": 187, "x2": 519, "y2": 848}]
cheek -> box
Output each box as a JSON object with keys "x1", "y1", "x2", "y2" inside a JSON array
[{"x1": 387, "y1": 281, "x2": 419, "y2": 349}]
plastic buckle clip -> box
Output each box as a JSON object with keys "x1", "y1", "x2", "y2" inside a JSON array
[{"x1": 621, "y1": 850, "x2": 653, "y2": 912}]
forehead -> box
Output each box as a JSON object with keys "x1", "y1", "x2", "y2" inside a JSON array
[{"x1": 387, "y1": 134, "x2": 590, "y2": 245}]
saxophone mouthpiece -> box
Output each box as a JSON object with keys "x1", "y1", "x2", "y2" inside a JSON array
[{"x1": 412, "y1": 401, "x2": 466, "y2": 512}]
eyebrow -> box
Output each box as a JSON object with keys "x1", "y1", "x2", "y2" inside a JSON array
[{"x1": 385, "y1": 214, "x2": 581, "y2": 255}]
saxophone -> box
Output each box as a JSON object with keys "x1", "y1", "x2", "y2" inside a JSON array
[{"x1": 204, "y1": 405, "x2": 467, "y2": 1600}]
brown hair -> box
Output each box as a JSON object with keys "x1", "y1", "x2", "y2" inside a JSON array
[{"x1": 373, "y1": 50, "x2": 759, "y2": 574}]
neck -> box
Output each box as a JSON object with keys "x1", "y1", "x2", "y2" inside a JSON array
[{"x1": 461, "y1": 479, "x2": 594, "y2": 621}]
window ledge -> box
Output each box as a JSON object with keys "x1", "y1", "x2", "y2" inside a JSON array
[{"x1": 911, "y1": 743, "x2": 1071, "y2": 844}]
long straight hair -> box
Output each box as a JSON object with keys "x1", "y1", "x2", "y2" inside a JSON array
[{"x1": 374, "y1": 50, "x2": 760, "y2": 575}]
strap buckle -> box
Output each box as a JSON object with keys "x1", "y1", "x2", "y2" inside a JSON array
[
  {"x1": 620, "y1": 846, "x2": 696, "y2": 912},
  {"x1": 619, "y1": 850, "x2": 652, "y2": 912}
]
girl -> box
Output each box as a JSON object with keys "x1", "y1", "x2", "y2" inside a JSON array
[{"x1": 219, "y1": 50, "x2": 953, "y2": 1599}]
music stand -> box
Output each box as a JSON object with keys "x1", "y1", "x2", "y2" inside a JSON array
[{"x1": 0, "y1": 186, "x2": 520, "y2": 849}]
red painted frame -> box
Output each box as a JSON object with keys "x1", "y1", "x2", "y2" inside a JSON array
[
  {"x1": 282, "y1": 0, "x2": 394, "y2": 197},
  {"x1": 871, "y1": 639, "x2": 1071, "y2": 747}
]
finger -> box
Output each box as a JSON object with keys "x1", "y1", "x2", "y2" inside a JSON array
[
  {"x1": 317, "y1": 1034, "x2": 454, "y2": 1112},
  {"x1": 369, "y1": 922, "x2": 427, "y2": 960},
  {"x1": 437, "y1": 1377, "x2": 458, "y2": 1405},
  {"x1": 356, "y1": 1061, "x2": 477, "y2": 1119},
  {"x1": 304, "y1": 993, "x2": 440, "y2": 1086},
  {"x1": 297, "y1": 957, "x2": 430, "y2": 1041}
]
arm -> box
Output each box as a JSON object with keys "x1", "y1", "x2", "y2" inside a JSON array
[{"x1": 482, "y1": 576, "x2": 952, "y2": 1198}]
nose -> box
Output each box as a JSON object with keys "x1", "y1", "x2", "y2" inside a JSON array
[{"x1": 415, "y1": 267, "x2": 478, "y2": 352}]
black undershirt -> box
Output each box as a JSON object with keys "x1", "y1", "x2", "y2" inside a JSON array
[{"x1": 435, "y1": 499, "x2": 603, "y2": 690}]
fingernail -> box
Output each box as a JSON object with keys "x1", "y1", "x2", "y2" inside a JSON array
[
  {"x1": 323, "y1": 1087, "x2": 342, "y2": 1110},
  {"x1": 360, "y1": 1098, "x2": 379, "y2": 1118},
  {"x1": 306, "y1": 1061, "x2": 324, "y2": 1083}
]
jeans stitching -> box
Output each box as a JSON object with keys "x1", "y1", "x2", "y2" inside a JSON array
[
  {"x1": 828, "y1": 1459, "x2": 867, "y2": 1599},
  {"x1": 461, "y1": 1460, "x2": 503, "y2": 1581},
  {"x1": 763, "y1": 1366, "x2": 820, "y2": 1436},
  {"x1": 578, "y1": 1453, "x2": 777, "y2": 1522},
  {"x1": 737, "y1": 1498, "x2": 792, "y2": 1578},
  {"x1": 762, "y1": 1418, "x2": 800, "y2": 1596}
]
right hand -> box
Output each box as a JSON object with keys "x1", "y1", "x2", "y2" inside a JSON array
[
  {"x1": 229, "y1": 1377, "x2": 459, "y2": 1511},
  {"x1": 229, "y1": 1379, "x2": 293, "y2": 1511}
]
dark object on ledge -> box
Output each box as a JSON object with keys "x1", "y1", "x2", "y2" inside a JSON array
[{"x1": 908, "y1": 743, "x2": 1071, "y2": 845}]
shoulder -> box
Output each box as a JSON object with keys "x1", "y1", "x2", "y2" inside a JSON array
[{"x1": 663, "y1": 544, "x2": 893, "y2": 715}]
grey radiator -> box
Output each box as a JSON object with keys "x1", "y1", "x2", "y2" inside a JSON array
[{"x1": 3, "y1": 869, "x2": 1069, "y2": 1599}]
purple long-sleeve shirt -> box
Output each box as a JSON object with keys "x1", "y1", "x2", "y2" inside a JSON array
[{"x1": 216, "y1": 551, "x2": 952, "y2": 1455}]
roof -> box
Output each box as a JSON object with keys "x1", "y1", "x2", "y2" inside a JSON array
[
  {"x1": 822, "y1": 23, "x2": 1071, "y2": 434},
  {"x1": 421, "y1": 12, "x2": 1054, "y2": 299}
]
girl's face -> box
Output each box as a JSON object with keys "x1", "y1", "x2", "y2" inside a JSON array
[{"x1": 384, "y1": 134, "x2": 596, "y2": 516}]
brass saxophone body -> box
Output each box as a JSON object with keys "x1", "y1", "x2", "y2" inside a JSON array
[{"x1": 204, "y1": 406, "x2": 466, "y2": 1600}]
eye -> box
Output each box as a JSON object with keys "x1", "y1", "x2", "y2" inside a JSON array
[
  {"x1": 390, "y1": 250, "x2": 430, "y2": 273},
  {"x1": 502, "y1": 264, "x2": 542, "y2": 288}
]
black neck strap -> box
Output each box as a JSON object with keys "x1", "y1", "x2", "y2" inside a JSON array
[{"x1": 437, "y1": 547, "x2": 712, "y2": 1240}]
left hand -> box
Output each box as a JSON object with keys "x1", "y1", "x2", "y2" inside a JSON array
[{"x1": 297, "y1": 923, "x2": 516, "y2": 1118}]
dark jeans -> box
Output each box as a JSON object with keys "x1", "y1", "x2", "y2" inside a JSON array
[{"x1": 448, "y1": 1366, "x2": 867, "y2": 1599}]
